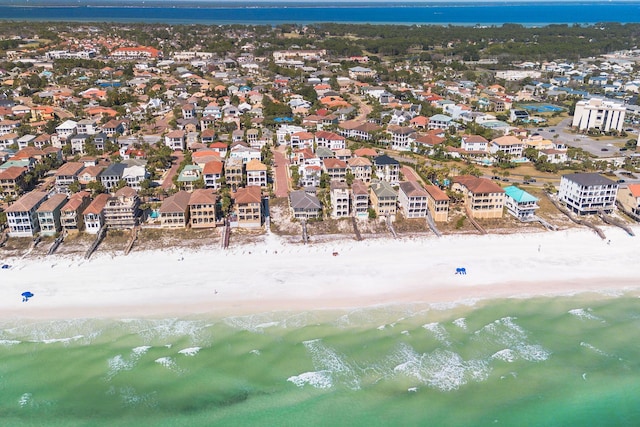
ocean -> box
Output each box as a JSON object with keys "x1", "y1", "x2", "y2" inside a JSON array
[
  {"x1": 2, "y1": 293, "x2": 640, "y2": 426},
  {"x1": 0, "y1": 2, "x2": 639, "y2": 25}
]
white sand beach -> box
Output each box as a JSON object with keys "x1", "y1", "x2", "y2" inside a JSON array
[{"x1": 1, "y1": 226, "x2": 638, "y2": 320}]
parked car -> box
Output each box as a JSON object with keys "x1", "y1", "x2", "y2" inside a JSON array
[{"x1": 617, "y1": 179, "x2": 626, "y2": 183}]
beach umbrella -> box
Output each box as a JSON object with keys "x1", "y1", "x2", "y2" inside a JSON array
[{"x1": 21, "y1": 291, "x2": 34, "y2": 300}]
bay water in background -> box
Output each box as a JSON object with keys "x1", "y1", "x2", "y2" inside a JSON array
[
  {"x1": 0, "y1": 2, "x2": 639, "y2": 25},
  {"x1": 2, "y1": 294, "x2": 640, "y2": 426}
]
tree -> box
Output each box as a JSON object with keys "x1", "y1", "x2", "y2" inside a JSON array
[
  {"x1": 86, "y1": 180, "x2": 107, "y2": 195},
  {"x1": 345, "y1": 170, "x2": 355, "y2": 187},
  {"x1": 68, "y1": 181, "x2": 81, "y2": 194},
  {"x1": 319, "y1": 172, "x2": 330, "y2": 189}
]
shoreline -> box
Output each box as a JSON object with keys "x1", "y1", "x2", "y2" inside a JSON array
[{"x1": 1, "y1": 225, "x2": 638, "y2": 321}]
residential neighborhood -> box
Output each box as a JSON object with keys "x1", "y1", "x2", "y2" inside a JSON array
[{"x1": 1, "y1": 21, "x2": 640, "y2": 257}]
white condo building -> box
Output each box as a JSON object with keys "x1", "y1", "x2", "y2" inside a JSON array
[{"x1": 572, "y1": 98, "x2": 626, "y2": 132}]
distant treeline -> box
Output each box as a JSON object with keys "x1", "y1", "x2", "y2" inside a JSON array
[
  {"x1": 1, "y1": 21, "x2": 639, "y2": 62},
  {"x1": 309, "y1": 23, "x2": 640, "y2": 61}
]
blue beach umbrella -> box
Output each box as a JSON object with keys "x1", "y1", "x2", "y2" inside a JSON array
[{"x1": 21, "y1": 291, "x2": 34, "y2": 302}]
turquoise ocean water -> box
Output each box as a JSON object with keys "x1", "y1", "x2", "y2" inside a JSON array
[{"x1": 2, "y1": 293, "x2": 640, "y2": 426}]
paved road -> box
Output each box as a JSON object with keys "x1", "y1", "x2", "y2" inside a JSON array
[
  {"x1": 351, "y1": 94, "x2": 372, "y2": 122},
  {"x1": 401, "y1": 165, "x2": 424, "y2": 185},
  {"x1": 161, "y1": 151, "x2": 184, "y2": 190},
  {"x1": 273, "y1": 147, "x2": 290, "y2": 198}
]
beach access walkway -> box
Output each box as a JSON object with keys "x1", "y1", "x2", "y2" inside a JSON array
[
  {"x1": 464, "y1": 206, "x2": 488, "y2": 235},
  {"x1": 546, "y1": 194, "x2": 606, "y2": 240}
]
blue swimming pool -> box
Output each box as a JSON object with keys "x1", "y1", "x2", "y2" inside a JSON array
[{"x1": 521, "y1": 104, "x2": 564, "y2": 113}]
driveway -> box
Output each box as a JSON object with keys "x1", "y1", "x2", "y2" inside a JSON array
[
  {"x1": 272, "y1": 147, "x2": 290, "y2": 198},
  {"x1": 161, "y1": 151, "x2": 184, "y2": 190}
]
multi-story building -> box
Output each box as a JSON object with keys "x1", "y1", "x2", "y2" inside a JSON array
[
  {"x1": 165, "y1": 130, "x2": 186, "y2": 151},
  {"x1": 100, "y1": 163, "x2": 127, "y2": 191},
  {"x1": 617, "y1": 184, "x2": 640, "y2": 219},
  {"x1": 490, "y1": 135, "x2": 524, "y2": 158},
  {"x1": 330, "y1": 181, "x2": 350, "y2": 218},
  {"x1": 224, "y1": 157, "x2": 244, "y2": 190},
  {"x1": 558, "y1": 173, "x2": 618, "y2": 215},
  {"x1": 83, "y1": 193, "x2": 110, "y2": 234},
  {"x1": 572, "y1": 98, "x2": 626, "y2": 132},
  {"x1": 159, "y1": 190, "x2": 191, "y2": 229},
  {"x1": 374, "y1": 154, "x2": 400, "y2": 185},
  {"x1": 351, "y1": 179, "x2": 370, "y2": 218},
  {"x1": 504, "y1": 185, "x2": 540, "y2": 220},
  {"x1": 104, "y1": 187, "x2": 140, "y2": 229},
  {"x1": 189, "y1": 189, "x2": 218, "y2": 229},
  {"x1": 37, "y1": 193, "x2": 68, "y2": 236},
  {"x1": 289, "y1": 190, "x2": 322, "y2": 220},
  {"x1": 233, "y1": 186, "x2": 262, "y2": 228},
  {"x1": 0, "y1": 166, "x2": 26, "y2": 197},
  {"x1": 323, "y1": 158, "x2": 347, "y2": 183},
  {"x1": 370, "y1": 180, "x2": 398, "y2": 218},
  {"x1": 245, "y1": 159, "x2": 268, "y2": 188},
  {"x1": 55, "y1": 162, "x2": 84, "y2": 194},
  {"x1": 5, "y1": 191, "x2": 48, "y2": 237},
  {"x1": 60, "y1": 191, "x2": 91, "y2": 233},
  {"x1": 424, "y1": 184, "x2": 450, "y2": 222},
  {"x1": 451, "y1": 175, "x2": 505, "y2": 219},
  {"x1": 398, "y1": 181, "x2": 429, "y2": 218},
  {"x1": 347, "y1": 157, "x2": 372, "y2": 184}
]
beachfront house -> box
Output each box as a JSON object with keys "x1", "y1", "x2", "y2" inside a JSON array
[
  {"x1": 452, "y1": 175, "x2": 505, "y2": 219},
  {"x1": 5, "y1": 191, "x2": 48, "y2": 237},
  {"x1": 83, "y1": 193, "x2": 110, "y2": 234},
  {"x1": 37, "y1": 193, "x2": 68, "y2": 236},
  {"x1": 351, "y1": 179, "x2": 370, "y2": 218},
  {"x1": 60, "y1": 191, "x2": 91, "y2": 233},
  {"x1": 189, "y1": 189, "x2": 218, "y2": 229},
  {"x1": 290, "y1": 190, "x2": 322, "y2": 220},
  {"x1": 504, "y1": 185, "x2": 539, "y2": 220},
  {"x1": 617, "y1": 183, "x2": 640, "y2": 219},
  {"x1": 232, "y1": 186, "x2": 262, "y2": 228},
  {"x1": 398, "y1": 181, "x2": 429, "y2": 218},
  {"x1": 159, "y1": 190, "x2": 191, "y2": 229},
  {"x1": 558, "y1": 173, "x2": 618, "y2": 215},
  {"x1": 330, "y1": 181, "x2": 350, "y2": 218},
  {"x1": 424, "y1": 184, "x2": 450, "y2": 222},
  {"x1": 370, "y1": 180, "x2": 398, "y2": 218},
  {"x1": 104, "y1": 186, "x2": 140, "y2": 229}
]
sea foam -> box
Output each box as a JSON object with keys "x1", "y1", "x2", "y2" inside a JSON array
[
  {"x1": 422, "y1": 322, "x2": 451, "y2": 346},
  {"x1": 300, "y1": 339, "x2": 360, "y2": 390},
  {"x1": 392, "y1": 343, "x2": 490, "y2": 392},
  {"x1": 569, "y1": 308, "x2": 603, "y2": 322},
  {"x1": 287, "y1": 371, "x2": 333, "y2": 389},
  {"x1": 178, "y1": 347, "x2": 201, "y2": 356},
  {"x1": 474, "y1": 317, "x2": 550, "y2": 362}
]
